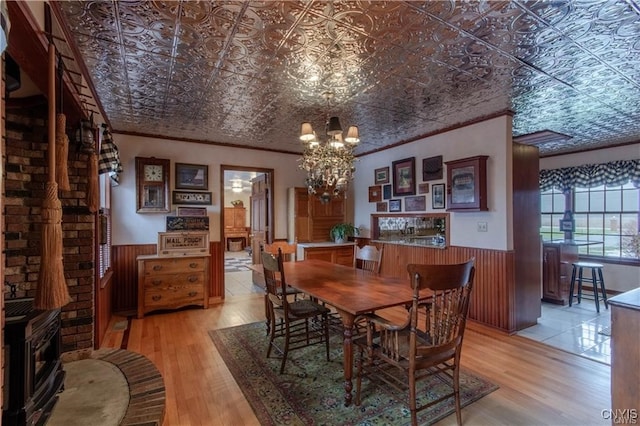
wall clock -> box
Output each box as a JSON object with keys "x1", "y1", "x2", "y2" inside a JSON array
[{"x1": 135, "y1": 157, "x2": 170, "y2": 213}]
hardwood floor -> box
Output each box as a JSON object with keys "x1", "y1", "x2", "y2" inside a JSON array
[{"x1": 102, "y1": 293, "x2": 611, "y2": 425}]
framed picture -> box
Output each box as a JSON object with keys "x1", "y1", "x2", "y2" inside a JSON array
[
  {"x1": 445, "y1": 155, "x2": 489, "y2": 211},
  {"x1": 175, "y1": 163, "x2": 209, "y2": 190},
  {"x1": 383, "y1": 184, "x2": 392, "y2": 200},
  {"x1": 135, "y1": 157, "x2": 170, "y2": 213},
  {"x1": 405, "y1": 195, "x2": 426, "y2": 212},
  {"x1": 389, "y1": 199, "x2": 402, "y2": 212},
  {"x1": 172, "y1": 191, "x2": 212, "y2": 205},
  {"x1": 392, "y1": 157, "x2": 416, "y2": 197},
  {"x1": 369, "y1": 185, "x2": 382, "y2": 202},
  {"x1": 418, "y1": 183, "x2": 430, "y2": 194},
  {"x1": 559, "y1": 219, "x2": 575, "y2": 232},
  {"x1": 432, "y1": 183, "x2": 445, "y2": 209},
  {"x1": 176, "y1": 206, "x2": 207, "y2": 216},
  {"x1": 422, "y1": 155, "x2": 443, "y2": 181},
  {"x1": 374, "y1": 167, "x2": 390, "y2": 184},
  {"x1": 376, "y1": 202, "x2": 388, "y2": 212}
]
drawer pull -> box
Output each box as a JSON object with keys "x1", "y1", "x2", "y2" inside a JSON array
[
  {"x1": 152, "y1": 295, "x2": 161, "y2": 301},
  {"x1": 188, "y1": 275, "x2": 198, "y2": 283},
  {"x1": 152, "y1": 265, "x2": 163, "y2": 271},
  {"x1": 188, "y1": 291, "x2": 197, "y2": 297},
  {"x1": 151, "y1": 280, "x2": 162, "y2": 286},
  {"x1": 189, "y1": 262, "x2": 198, "y2": 269}
]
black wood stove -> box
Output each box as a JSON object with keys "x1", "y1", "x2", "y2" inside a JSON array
[{"x1": 3, "y1": 298, "x2": 65, "y2": 426}]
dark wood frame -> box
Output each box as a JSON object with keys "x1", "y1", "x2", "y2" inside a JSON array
[
  {"x1": 368, "y1": 185, "x2": 382, "y2": 202},
  {"x1": 445, "y1": 155, "x2": 489, "y2": 211},
  {"x1": 374, "y1": 167, "x2": 390, "y2": 184},
  {"x1": 376, "y1": 202, "x2": 388, "y2": 212},
  {"x1": 432, "y1": 183, "x2": 445, "y2": 209},
  {"x1": 389, "y1": 199, "x2": 402, "y2": 212},
  {"x1": 422, "y1": 155, "x2": 443, "y2": 181},
  {"x1": 172, "y1": 190, "x2": 213, "y2": 205},
  {"x1": 405, "y1": 195, "x2": 426, "y2": 212},
  {"x1": 135, "y1": 156, "x2": 170, "y2": 213},
  {"x1": 418, "y1": 183, "x2": 429, "y2": 194},
  {"x1": 392, "y1": 157, "x2": 416, "y2": 197},
  {"x1": 175, "y1": 162, "x2": 209, "y2": 190}
]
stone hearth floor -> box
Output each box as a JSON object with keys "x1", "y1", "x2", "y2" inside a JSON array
[{"x1": 48, "y1": 349, "x2": 165, "y2": 426}]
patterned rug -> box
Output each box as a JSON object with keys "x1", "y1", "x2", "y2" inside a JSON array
[
  {"x1": 225, "y1": 256, "x2": 252, "y2": 273},
  {"x1": 209, "y1": 322, "x2": 498, "y2": 425}
]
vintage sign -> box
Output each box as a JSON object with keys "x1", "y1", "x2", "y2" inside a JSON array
[
  {"x1": 166, "y1": 216, "x2": 209, "y2": 231},
  {"x1": 157, "y1": 231, "x2": 210, "y2": 257}
]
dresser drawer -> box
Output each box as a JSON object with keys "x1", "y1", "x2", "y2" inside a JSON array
[
  {"x1": 144, "y1": 285, "x2": 204, "y2": 308},
  {"x1": 144, "y1": 272, "x2": 205, "y2": 290},
  {"x1": 143, "y1": 257, "x2": 205, "y2": 275}
]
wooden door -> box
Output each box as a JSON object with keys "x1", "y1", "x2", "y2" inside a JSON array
[{"x1": 250, "y1": 174, "x2": 270, "y2": 264}]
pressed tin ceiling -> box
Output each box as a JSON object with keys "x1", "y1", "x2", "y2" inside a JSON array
[{"x1": 56, "y1": 0, "x2": 640, "y2": 157}]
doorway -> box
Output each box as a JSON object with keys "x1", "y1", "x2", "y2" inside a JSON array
[{"x1": 221, "y1": 165, "x2": 273, "y2": 297}]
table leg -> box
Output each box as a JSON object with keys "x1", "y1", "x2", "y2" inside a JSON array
[{"x1": 335, "y1": 308, "x2": 355, "y2": 407}]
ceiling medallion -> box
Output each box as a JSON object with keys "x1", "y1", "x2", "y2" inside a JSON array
[{"x1": 298, "y1": 92, "x2": 359, "y2": 203}]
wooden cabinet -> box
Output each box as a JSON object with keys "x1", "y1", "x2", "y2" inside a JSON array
[
  {"x1": 224, "y1": 207, "x2": 249, "y2": 250},
  {"x1": 445, "y1": 155, "x2": 488, "y2": 212},
  {"x1": 137, "y1": 254, "x2": 209, "y2": 318},
  {"x1": 608, "y1": 288, "x2": 640, "y2": 415},
  {"x1": 299, "y1": 243, "x2": 355, "y2": 267},
  {"x1": 288, "y1": 187, "x2": 345, "y2": 242},
  {"x1": 542, "y1": 243, "x2": 578, "y2": 305}
]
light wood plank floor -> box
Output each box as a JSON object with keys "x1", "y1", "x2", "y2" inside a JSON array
[{"x1": 102, "y1": 293, "x2": 611, "y2": 425}]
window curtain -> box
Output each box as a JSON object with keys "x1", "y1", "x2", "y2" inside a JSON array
[
  {"x1": 540, "y1": 159, "x2": 640, "y2": 193},
  {"x1": 98, "y1": 125, "x2": 123, "y2": 186}
]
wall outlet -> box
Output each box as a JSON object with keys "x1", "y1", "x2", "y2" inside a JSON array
[{"x1": 477, "y1": 222, "x2": 488, "y2": 232}]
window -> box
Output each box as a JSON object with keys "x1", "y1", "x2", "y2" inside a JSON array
[
  {"x1": 573, "y1": 182, "x2": 639, "y2": 258},
  {"x1": 541, "y1": 182, "x2": 639, "y2": 261},
  {"x1": 540, "y1": 186, "x2": 565, "y2": 242}
]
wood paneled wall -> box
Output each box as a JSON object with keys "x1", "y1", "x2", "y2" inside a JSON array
[
  {"x1": 112, "y1": 241, "x2": 224, "y2": 314},
  {"x1": 378, "y1": 244, "x2": 519, "y2": 333}
]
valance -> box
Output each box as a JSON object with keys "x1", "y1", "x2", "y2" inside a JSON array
[
  {"x1": 98, "y1": 126, "x2": 123, "y2": 186},
  {"x1": 540, "y1": 159, "x2": 640, "y2": 193}
]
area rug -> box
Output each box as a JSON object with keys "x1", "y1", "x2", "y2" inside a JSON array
[
  {"x1": 225, "y1": 256, "x2": 252, "y2": 273},
  {"x1": 209, "y1": 322, "x2": 498, "y2": 425}
]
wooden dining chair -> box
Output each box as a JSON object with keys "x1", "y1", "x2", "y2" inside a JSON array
[
  {"x1": 354, "y1": 258, "x2": 475, "y2": 426},
  {"x1": 262, "y1": 249, "x2": 331, "y2": 374},
  {"x1": 263, "y1": 241, "x2": 298, "y2": 262},
  {"x1": 261, "y1": 241, "x2": 302, "y2": 334},
  {"x1": 354, "y1": 245, "x2": 383, "y2": 274}
]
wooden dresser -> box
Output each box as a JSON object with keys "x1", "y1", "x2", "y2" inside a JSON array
[
  {"x1": 224, "y1": 206, "x2": 249, "y2": 250},
  {"x1": 137, "y1": 254, "x2": 209, "y2": 318}
]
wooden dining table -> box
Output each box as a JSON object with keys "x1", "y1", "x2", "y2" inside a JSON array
[{"x1": 278, "y1": 259, "x2": 418, "y2": 407}]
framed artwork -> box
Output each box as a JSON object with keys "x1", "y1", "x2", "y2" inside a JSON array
[
  {"x1": 177, "y1": 206, "x2": 207, "y2": 216},
  {"x1": 418, "y1": 183, "x2": 430, "y2": 194},
  {"x1": 376, "y1": 202, "x2": 388, "y2": 212},
  {"x1": 422, "y1": 155, "x2": 443, "y2": 181},
  {"x1": 432, "y1": 183, "x2": 445, "y2": 209},
  {"x1": 392, "y1": 157, "x2": 416, "y2": 197},
  {"x1": 175, "y1": 163, "x2": 208, "y2": 190},
  {"x1": 172, "y1": 191, "x2": 212, "y2": 205},
  {"x1": 389, "y1": 199, "x2": 402, "y2": 212},
  {"x1": 405, "y1": 195, "x2": 426, "y2": 212},
  {"x1": 383, "y1": 184, "x2": 392, "y2": 200},
  {"x1": 369, "y1": 185, "x2": 382, "y2": 202},
  {"x1": 374, "y1": 167, "x2": 390, "y2": 184},
  {"x1": 445, "y1": 155, "x2": 489, "y2": 211},
  {"x1": 135, "y1": 157, "x2": 170, "y2": 213}
]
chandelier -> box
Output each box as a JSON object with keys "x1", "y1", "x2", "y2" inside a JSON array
[{"x1": 298, "y1": 92, "x2": 360, "y2": 203}]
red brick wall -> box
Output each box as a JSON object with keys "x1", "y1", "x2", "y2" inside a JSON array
[{"x1": 4, "y1": 102, "x2": 95, "y2": 352}]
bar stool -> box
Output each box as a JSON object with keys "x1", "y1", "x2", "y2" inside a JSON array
[{"x1": 569, "y1": 262, "x2": 608, "y2": 313}]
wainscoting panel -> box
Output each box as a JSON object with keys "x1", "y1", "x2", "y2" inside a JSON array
[
  {"x1": 377, "y1": 244, "x2": 521, "y2": 333},
  {"x1": 112, "y1": 242, "x2": 224, "y2": 314}
]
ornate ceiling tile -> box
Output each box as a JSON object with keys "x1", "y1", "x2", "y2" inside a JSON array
[{"x1": 56, "y1": 0, "x2": 640, "y2": 156}]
